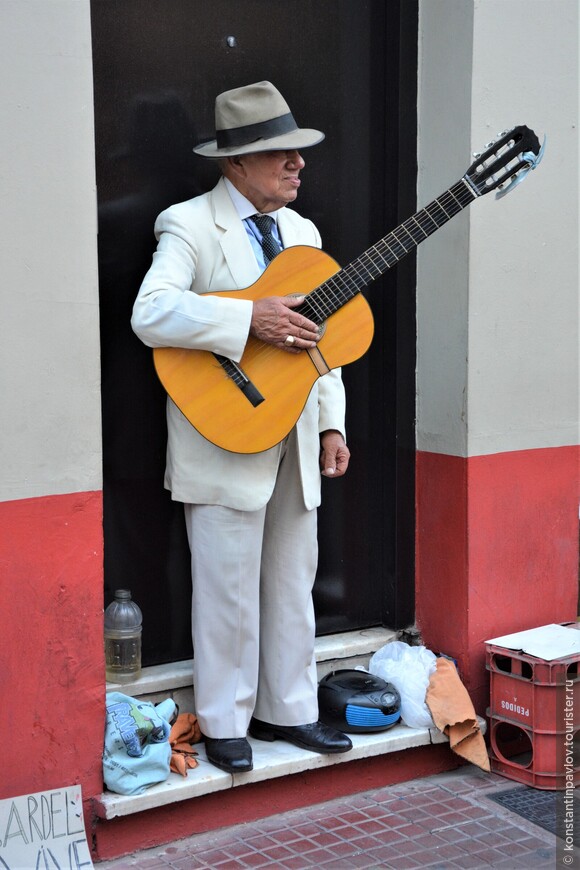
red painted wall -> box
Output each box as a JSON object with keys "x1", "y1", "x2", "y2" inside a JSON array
[
  {"x1": 0, "y1": 492, "x2": 105, "y2": 802},
  {"x1": 1, "y1": 445, "x2": 577, "y2": 857},
  {"x1": 416, "y1": 445, "x2": 579, "y2": 714}
]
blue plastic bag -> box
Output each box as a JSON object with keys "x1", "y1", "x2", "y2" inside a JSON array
[{"x1": 103, "y1": 692, "x2": 177, "y2": 795}]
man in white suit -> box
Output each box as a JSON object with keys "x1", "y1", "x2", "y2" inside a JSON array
[{"x1": 132, "y1": 81, "x2": 352, "y2": 773}]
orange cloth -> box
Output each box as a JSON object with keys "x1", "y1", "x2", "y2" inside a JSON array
[
  {"x1": 169, "y1": 712, "x2": 202, "y2": 776},
  {"x1": 426, "y1": 657, "x2": 490, "y2": 772}
]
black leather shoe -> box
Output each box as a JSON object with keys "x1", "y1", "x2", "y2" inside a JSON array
[
  {"x1": 204, "y1": 737, "x2": 253, "y2": 773},
  {"x1": 249, "y1": 718, "x2": 352, "y2": 754}
]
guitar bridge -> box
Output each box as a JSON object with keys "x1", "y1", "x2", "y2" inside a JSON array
[{"x1": 213, "y1": 354, "x2": 265, "y2": 408}]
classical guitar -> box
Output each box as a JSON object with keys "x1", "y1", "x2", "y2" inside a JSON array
[{"x1": 154, "y1": 125, "x2": 543, "y2": 454}]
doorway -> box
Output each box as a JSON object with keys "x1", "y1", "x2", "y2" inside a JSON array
[{"x1": 91, "y1": 0, "x2": 418, "y2": 665}]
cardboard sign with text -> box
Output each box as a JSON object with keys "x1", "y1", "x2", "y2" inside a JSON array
[{"x1": 0, "y1": 785, "x2": 92, "y2": 869}]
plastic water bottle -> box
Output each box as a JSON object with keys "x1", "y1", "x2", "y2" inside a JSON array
[{"x1": 104, "y1": 589, "x2": 142, "y2": 683}]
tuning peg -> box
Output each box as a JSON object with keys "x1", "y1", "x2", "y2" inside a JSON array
[
  {"x1": 472, "y1": 151, "x2": 481, "y2": 159},
  {"x1": 485, "y1": 141, "x2": 494, "y2": 149}
]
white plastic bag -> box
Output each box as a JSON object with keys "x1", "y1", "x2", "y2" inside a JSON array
[{"x1": 369, "y1": 641, "x2": 437, "y2": 729}]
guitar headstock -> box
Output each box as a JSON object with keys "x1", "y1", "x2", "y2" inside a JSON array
[{"x1": 465, "y1": 125, "x2": 544, "y2": 198}]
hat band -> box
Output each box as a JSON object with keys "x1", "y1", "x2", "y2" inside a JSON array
[{"x1": 216, "y1": 112, "x2": 297, "y2": 148}]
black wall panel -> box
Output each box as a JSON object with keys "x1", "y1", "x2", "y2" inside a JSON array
[{"x1": 91, "y1": 0, "x2": 417, "y2": 665}]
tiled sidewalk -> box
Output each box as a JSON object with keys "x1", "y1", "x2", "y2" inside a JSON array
[{"x1": 96, "y1": 768, "x2": 557, "y2": 868}]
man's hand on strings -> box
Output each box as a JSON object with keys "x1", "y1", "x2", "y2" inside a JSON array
[{"x1": 250, "y1": 296, "x2": 319, "y2": 352}]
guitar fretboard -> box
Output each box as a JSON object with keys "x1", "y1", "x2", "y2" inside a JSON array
[{"x1": 299, "y1": 177, "x2": 477, "y2": 324}]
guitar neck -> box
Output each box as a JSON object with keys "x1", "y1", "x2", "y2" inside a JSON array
[{"x1": 301, "y1": 176, "x2": 477, "y2": 323}]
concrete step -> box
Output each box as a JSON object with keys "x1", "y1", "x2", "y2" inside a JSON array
[{"x1": 96, "y1": 720, "x2": 451, "y2": 820}]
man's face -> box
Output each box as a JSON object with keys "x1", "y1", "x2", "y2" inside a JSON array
[{"x1": 229, "y1": 150, "x2": 306, "y2": 213}]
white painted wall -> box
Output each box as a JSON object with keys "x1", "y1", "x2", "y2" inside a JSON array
[
  {"x1": 417, "y1": 0, "x2": 578, "y2": 457},
  {"x1": 0, "y1": 0, "x2": 575, "y2": 503},
  {"x1": 0, "y1": 1, "x2": 101, "y2": 500}
]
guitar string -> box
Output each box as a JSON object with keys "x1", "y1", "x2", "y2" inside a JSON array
[
  {"x1": 326, "y1": 183, "x2": 472, "y2": 310},
  {"x1": 229, "y1": 181, "x2": 476, "y2": 373},
  {"x1": 217, "y1": 139, "x2": 527, "y2": 393},
  {"x1": 305, "y1": 182, "x2": 475, "y2": 320}
]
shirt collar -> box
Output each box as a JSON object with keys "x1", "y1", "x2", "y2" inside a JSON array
[{"x1": 223, "y1": 176, "x2": 283, "y2": 224}]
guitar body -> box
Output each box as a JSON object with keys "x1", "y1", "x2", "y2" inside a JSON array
[{"x1": 153, "y1": 245, "x2": 375, "y2": 454}]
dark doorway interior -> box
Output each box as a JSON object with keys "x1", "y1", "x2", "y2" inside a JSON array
[{"x1": 91, "y1": 0, "x2": 418, "y2": 666}]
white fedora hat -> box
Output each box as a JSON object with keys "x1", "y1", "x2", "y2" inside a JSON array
[{"x1": 193, "y1": 81, "x2": 324, "y2": 158}]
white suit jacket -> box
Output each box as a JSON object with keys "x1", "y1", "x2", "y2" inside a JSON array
[{"x1": 132, "y1": 177, "x2": 346, "y2": 511}]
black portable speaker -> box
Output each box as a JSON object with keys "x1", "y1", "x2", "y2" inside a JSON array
[{"x1": 318, "y1": 669, "x2": 401, "y2": 733}]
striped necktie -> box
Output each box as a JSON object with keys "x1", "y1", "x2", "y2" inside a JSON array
[{"x1": 250, "y1": 214, "x2": 282, "y2": 263}]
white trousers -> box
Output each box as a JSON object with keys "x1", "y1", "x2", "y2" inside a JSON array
[{"x1": 183, "y1": 432, "x2": 319, "y2": 738}]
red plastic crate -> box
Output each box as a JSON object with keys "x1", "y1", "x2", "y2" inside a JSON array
[
  {"x1": 487, "y1": 713, "x2": 580, "y2": 790},
  {"x1": 486, "y1": 635, "x2": 580, "y2": 789},
  {"x1": 486, "y1": 644, "x2": 580, "y2": 732}
]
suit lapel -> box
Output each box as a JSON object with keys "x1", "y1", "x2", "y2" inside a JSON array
[
  {"x1": 277, "y1": 208, "x2": 302, "y2": 249},
  {"x1": 211, "y1": 178, "x2": 261, "y2": 290}
]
